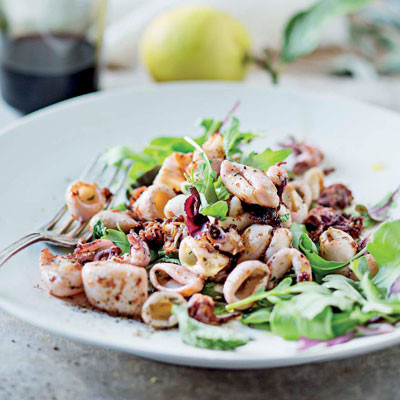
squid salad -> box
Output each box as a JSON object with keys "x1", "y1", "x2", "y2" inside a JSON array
[{"x1": 39, "y1": 112, "x2": 400, "y2": 351}]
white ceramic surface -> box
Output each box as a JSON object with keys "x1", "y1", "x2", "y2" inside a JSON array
[{"x1": 0, "y1": 83, "x2": 399, "y2": 369}]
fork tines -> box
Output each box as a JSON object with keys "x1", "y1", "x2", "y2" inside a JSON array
[{"x1": 42, "y1": 155, "x2": 133, "y2": 244}]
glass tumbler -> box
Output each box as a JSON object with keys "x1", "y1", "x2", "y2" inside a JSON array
[{"x1": 0, "y1": 0, "x2": 107, "y2": 114}]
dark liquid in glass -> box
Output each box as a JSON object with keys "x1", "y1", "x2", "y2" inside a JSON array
[{"x1": 0, "y1": 35, "x2": 98, "y2": 114}]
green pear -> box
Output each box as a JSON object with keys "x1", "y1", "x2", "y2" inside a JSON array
[{"x1": 140, "y1": 6, "x2": 252, "y2": 81}]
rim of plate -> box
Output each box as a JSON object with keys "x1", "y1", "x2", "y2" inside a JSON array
[{"x1": 1, "y1": 82, "x2": 400, "y2": 369}]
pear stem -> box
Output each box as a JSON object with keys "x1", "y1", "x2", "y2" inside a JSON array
[{"x1": 247, "y1": 49, "x2": 281, "y2": 85}]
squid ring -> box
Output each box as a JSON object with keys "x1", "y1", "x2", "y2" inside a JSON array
[
  {"x1": 223, "y1": 260, "x2": 271, "y2": 310},
  {"x1": 141, "y1": 291, "x2": 187, "y2": 329},
  {"x1": 149, "y1": 262, "x2": 204, "y2": 297},
  {"x1": 66, "y1": 181, "x2": 106, "y2": 222}
]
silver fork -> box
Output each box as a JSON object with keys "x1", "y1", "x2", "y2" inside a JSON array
[{"x1": 0, "y1": 155, "x2": 133, "y2": 267}]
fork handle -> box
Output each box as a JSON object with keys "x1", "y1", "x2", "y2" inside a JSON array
[{"x1": 0, "y1": 233, "x2": 45, "y2": 268}]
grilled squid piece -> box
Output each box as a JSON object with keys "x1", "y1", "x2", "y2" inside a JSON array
[
  {"x1": 66, "y1": 181, "x2": 107, "y2": 222},
  {"x1": 205, "y1": 224, "x2": 244, "y2": 255},
  {"x1": 89, "y1": 210, "x2": 138, "y2": 233},
  {"x1": 82, "y1": 261, "x2": 148, "y2": 316},
  {"x1": 220, "y1": 160, "x2": 279, "y2": 208},
  {"x1": 149, "y1": 262, "x2": 204, "y2": 296},
  {"x1": 265, "y1": 228, "x2": 293, "y2": 261},
  {"x1": 141, "y1": 291, "x2": 187, "y2": 329},
  {"x1": 132, "y1": 184, "x2": 176, "y2": 220},
  {"x1": 190, "y1": 133, "x2": 225, "y2": 173},
  {"x1": 126, "y1": 232, "x2": 151, "y2": 267},
  {"x1": 266, "y1": 165, "x2": 289, "y2": 188},
  {"x1": 319, "y1": 228, "x2": 357, "y2": 262},
  {"x1": 164, "y1": 194, "x2": 187, "y2": 218},
  {"x1": 39, "y1": 249, "x2": 83, "y2": 297},
  {"x1": 153, "y1": 152, "x2": 193, "y2": 192},
  {"x1": 223, "y1": 261, "x2": 271, "y2": 310},
  {"x1": 291, "y1": 181, "x2": 313, "y2": 207},
  {"x1": 282, "y1": 183, "x2": 309, "y2": 224},
  {"x1": 303, "y1": 167, "x2": 324, "y2": 201},
  {"x1": 218, "y1": 196, "x2": 253, "y2": 231},
  {"x1": 74, "y1": 239, "x2": 121, "y2": 264},
  {"x1": 188, "y1": 293, "x2": 239, "y2": 325},
  {"x1": 179, "y1": 236, "x2": 230, "y2": 277},
  {"x1": 238, "y1": 224, "x2": 273, "y2": 263},
  {"x1": 200, "y1": 133, "x2": 225, "y2": 160},
  {"x1": 267, "y1": 248, "x2": 312, "y2": 288}
]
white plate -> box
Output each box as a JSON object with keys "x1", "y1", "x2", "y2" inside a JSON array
[{"x1": 1, "y1": 83, "x2": 400, "y2": 369}]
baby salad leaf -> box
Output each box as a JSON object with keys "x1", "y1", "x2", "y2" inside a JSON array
[
  {"x1": 281, "y1": 0, "x2": 373, "y2": 63},
  {"x1": 92, "y1": 220, "x2": 107, "y2": 240},
  {"x1": 280, "y1": 213, "x2": 291, "y2": 223},
  {"x1": 112, "y1": 203, "x2": 127, "y2": 211},
  {"x1": 201, "y1": 282, "x2": 224, "y2": 300},
  {"x1": 269, "y1": 278, "x2": 366, "y2": 340},
  {"x1": 356, "y1": 187, "x2": 399, "y2": 229},
  {"x1": 172, "y1": 305, "x2": 250, "y2": 351},
  {"x1": 197, "y1": 118, "x2": 222, "y2": 143},
  {"x1": 241, "y1": 307, "x2": 273, "y2": 330},
  {"x1": 290, "y1": 223, "x2": 308, "y2": 249},
  {"x1": 200, "y1": 201, "x2": 229, "y2": 218},
  {"x1": 222, "y1": 117, "x2": 258, "y2": 160},
  {"x1": 322, "y1": 274, "x2": 365, "y2": 304},
  {"x1": 270, "y1": 300, "x2": 335, "y2": 340},
  {"x1": 214, "y1": 176, "x2": 230, "y2": 201},
  {"x1": 102, "y1": 117, "x2": 217, "y2": 183},
  {"x1": 103, "y1": 227, "x2": 130, "y2": 254},
  {"x1": 367, "y1": 220, "x2": 400, "y2": 292},
  {"x1": 350, "y1": 257, "x2": 400, "y2": 315},
  {"x1": 242, "y1": 148, "x2": 292, "y2": 171},
  {"x1": 184, "y1": 137, "x2": 229, "y2": 219}
]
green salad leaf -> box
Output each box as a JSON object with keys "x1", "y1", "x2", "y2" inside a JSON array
[
  {"x1": 201, "y1": 282, "x2": 224, "y2": 300},
  {"x1": 242, "y1": 148, "x2": 292, "y2": 171},
  {"x1": 185, "y1": 137, "x2": 229, "y2": 219},
  {"x1": 367, "y1": 220, "x2": 400, "y2": 292},
  {"x1": 201, "y1": 282, "x2": 227, "y2": 315},
  {"x1": 172, "y1": 305, "x2": 250, "y2": 351},
  {"x1": 197, "y1": 118, "x2": 222, "y2": 143},
  {"x1": 270, "y1": 299, "x2": 335, "y2": 340},
  {"x1": 221, "y1": 117, "x2": 258, "y2": 160},
  {"x1": 356, "y1": 189, "x2": 399, "y2": 229},
  {"x1": 102, "y1": 118, "x2": 218, "y2": 183},
  {"x1": 92, "y1": 220, "x2": 107, "y2": 240},
  {"x1": 281, "y1": 0, "x2": 373, "y2": 63},
  {"x1": 241, "y1": 307, "x2": 272, "y2": 330},
  {"x1": 230, "y1": 269, "x2": 400, "y2": 341},
  {"x1": 263, "y1": 274, "x2": 378, "y2": 340},
  {"x1": 349, "y1": 256, "x2": 400, "y2": 315},
  {"x1": 242, "y1": 308, "x2": 272, "y2": 326},
  {"x1": 112, "y1": 203, "x2": 127, "y2": 211},
  {"x1": 290, "y1": 222, "x2": 308, "y2": 249},
  {"x1": 103, "y1": 226, "x2": 130, "y2": 254},
  {"x1": 214, "y1": 176, "x2": 230, "y2": 201},
  {"x1": 148, "y1": 249, "x2": 181, "y2": 267},
  {"x1": 200, "y1": 201, "x2": 229, "y2": 218}
]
